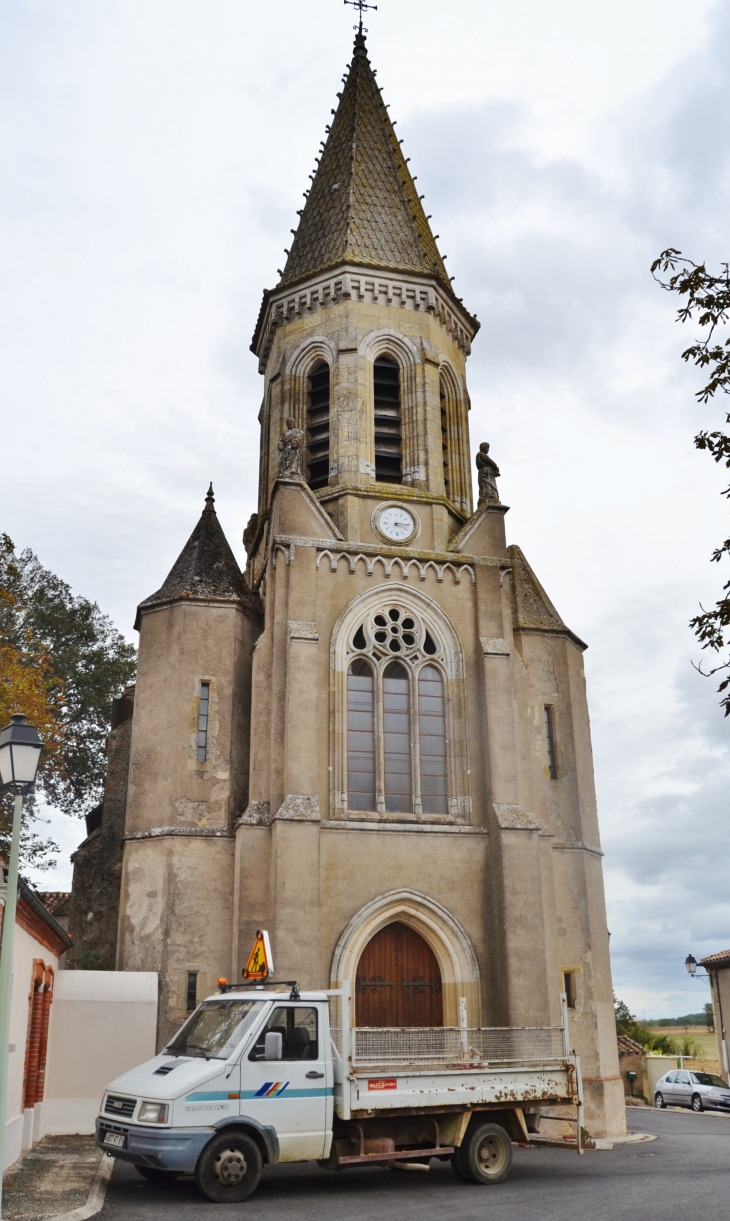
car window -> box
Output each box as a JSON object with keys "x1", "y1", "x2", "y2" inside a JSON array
[
  {"x1": 664, "y1": 1072, "x2": 676, "y2": 1083},
  {"x1": 677, "y1": 1071, "x2": 690, "y2": 1084},
  {"x1": 248, "y1": 1006, "x2": 319, "y2": 1061},
  {"x1": 692, "y1": 1073, "x2": 728, "y2": 1087}
]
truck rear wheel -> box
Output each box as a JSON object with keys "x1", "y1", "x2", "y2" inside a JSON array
[
  {"x1": 453, "y1": 1122, "x2": 512, "y2": 1185},
  {"x1": 194, "y1": 1132, "x2": 262, "y2": 1203}
]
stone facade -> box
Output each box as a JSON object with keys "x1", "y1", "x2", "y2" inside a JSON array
[
  {"x1": 66, "y1": 689, "x2": 134, "y2": 969},
  {"x1": 74, "y1": 28, "x2": 624, "y2": 1138}
]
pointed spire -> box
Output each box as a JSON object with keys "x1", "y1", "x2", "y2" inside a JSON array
[
  {"x1": 278, "y1": 32, "x2": 451, "y2": 293},
  {"x1": 135, "y1": 488, "x2": 245, "y2": 627}
]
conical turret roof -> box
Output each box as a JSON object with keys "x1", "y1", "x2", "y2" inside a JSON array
[
  {"x1": 135, "y1": 486, "x2": 251, "y2": 627},
  {"x1": 278, "y1": 31, "x2": 450, "y2": 292}
]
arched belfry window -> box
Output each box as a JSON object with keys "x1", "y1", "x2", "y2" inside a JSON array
[
  {"x1": 306, "y1": 362, "x2": 330, "y2": 490},
  {"x1": 373, "y1": 357, "x2": 402, "y2": 484},
  {"x1": 439, "y1": 378, "x2": 451, "y2": 500},
  {"x1": 346, "y1": 606, "x2": 448, "y2": 816}
]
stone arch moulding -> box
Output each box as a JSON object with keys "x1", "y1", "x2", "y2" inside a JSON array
[
  {"x1": 330, "y1": 888, "x2": 482, "y2": 1027},
  {"x1": 330, "y1": 581, "x2": 464, "y2": 679},
  {"x1": 284, "y1": 334, "x2": 338, "y2": 379},
  {"x1": 358, "y1": 327, "x2": 421, "y2": 367}
]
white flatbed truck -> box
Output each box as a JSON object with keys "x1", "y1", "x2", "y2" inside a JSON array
[{"x1": 96, "y1": 981, "x2": 585, "y2": 1202}]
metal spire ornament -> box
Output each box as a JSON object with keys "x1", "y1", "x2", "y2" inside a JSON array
[{"x1": 344, "y1": 0, "x2": 377, "y2": 34}]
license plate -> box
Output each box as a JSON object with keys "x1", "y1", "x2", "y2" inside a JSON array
[{"x1": 103, "y1": 1132, "x2": 126, "y2": 1149}]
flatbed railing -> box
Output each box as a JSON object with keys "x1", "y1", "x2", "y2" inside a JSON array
[{"x1": 330, "y1": 1023, "x2": 567, "y2": 1068}]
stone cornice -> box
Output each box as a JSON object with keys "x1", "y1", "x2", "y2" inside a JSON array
[
  {"x1": 316, "y1": 481, "x2": 468, "y2": 523},
  {"x1": 124, "y1": 827, "x2": 234, "y2": 841},
  {"x1": 251, "y1": 264, "x2": 479, "y2": 373}
]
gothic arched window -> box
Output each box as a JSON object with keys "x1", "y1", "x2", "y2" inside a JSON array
[
  {"x1": 439, "y1": 375, "x2": 451, "y2": 501},
  {"x1": 373, "y1": 356, "x2": 402, "y2": 484},
  {"x1": 306, "y1": 362, "x2": 330, "y2": 490},
  {"x1": 346, "y1": 607, "x2": 448, "y2": 816}
]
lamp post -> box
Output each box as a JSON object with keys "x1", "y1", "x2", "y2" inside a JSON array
[{"x1": 0, "y1": 714, "x2": 43, "y2": 1208}]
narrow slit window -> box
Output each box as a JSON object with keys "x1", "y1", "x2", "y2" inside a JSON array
[
  {"x1": 197, "y1": 683, "x2": 210, "y2": 762},
  {"x1": 418, "y1": 665, "x2": 447, "y2": 815},
  {"x1": 373, "y1": 357, "x2": 402, "y2": 484},
  {"x1": 186, "y1": 972, "x2": 198, "y2": 1012},
  {"x1": 383, "y1": 661, "x2": 411, "y2": 813},
  {"x1": 563, "y1": 972, "x2": 576, "y2": 1009},
  {"x1": 544, "y1": 705, "x2": 557, "y2": 779},
  {"x1": 306, "y1": 363, "x2": 330, "y2": 490},
  {"x1": 440, "y1": 382, "x2": 450, "y2": 499},
  {"x1": 347, "y1": 660, "x2": 375, "y2": 812}
]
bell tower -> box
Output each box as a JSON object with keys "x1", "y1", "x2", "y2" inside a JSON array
[{"x1": 247, "y1": 29, "x2": 479, "y2": 573}]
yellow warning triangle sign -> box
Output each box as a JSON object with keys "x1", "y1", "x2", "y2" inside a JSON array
[{"x1": 242, "y1": 929, "x2": 273, "y2": 980}]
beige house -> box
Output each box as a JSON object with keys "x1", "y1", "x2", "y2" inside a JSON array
[
  {"x1": 71, "y1": 31, "x2": 623, "y2": 1138},
  {"x1": 702, "y1": 949, "x2": 730, "y2": 1076}
]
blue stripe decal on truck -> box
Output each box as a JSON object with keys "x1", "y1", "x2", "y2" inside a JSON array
[{"x1": 185, "y1": 1088, "x2": 332, "y2": 1102}]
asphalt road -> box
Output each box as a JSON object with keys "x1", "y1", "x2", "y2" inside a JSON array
[{"x1": 99, "y1": 1109, "x2": 730, "y2": 1221}]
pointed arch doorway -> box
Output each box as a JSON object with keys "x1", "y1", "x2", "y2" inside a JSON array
[{"x1": 355, "y1": 922, "x2": 443, "y2": 1027}]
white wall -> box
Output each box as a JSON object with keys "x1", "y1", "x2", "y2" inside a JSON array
[
  {"x1": 646, "y1": 1055, "x2": 678, "y2": 1098},
  {"x1": 43, "y1": 971, "x2": 158, "y2": 1135},
  {"x1": 3, "y1": 924, "x2": 60, "y2": 1171}
]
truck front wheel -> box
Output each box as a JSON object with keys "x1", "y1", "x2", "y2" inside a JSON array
[
  {"x1": 194, "y1": 1132, "x2": 263, "y2": 1203},
  {"x1": 452, "y1": 1122, "x2": 512, "y2": 1185}
]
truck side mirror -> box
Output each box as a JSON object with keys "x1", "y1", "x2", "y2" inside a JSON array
[{"x1": 265, "y1": 1032, "x2": 283, "y2": 1061}]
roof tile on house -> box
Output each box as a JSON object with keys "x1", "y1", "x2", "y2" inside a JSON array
[
  {"x1": 617, "y1": 1035, "x2": 646, "y2": 1056},
  {"x1": 35, "y1": 891, "x2": 71, "y2": 915},
  {"x1": 701, "y1": 949, "x2": 730, "y2": 965}
]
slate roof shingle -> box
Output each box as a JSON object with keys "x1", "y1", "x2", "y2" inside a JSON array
[
  {"x1": 278, "y1": 32, "x2": 451, "y2": 294},
  {"x1": 135, "y1": 486, "x2": 260, "y2": 627}
]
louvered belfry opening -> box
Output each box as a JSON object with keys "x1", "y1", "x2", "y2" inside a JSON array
[
  {"x1": 306, "y1": 362, "x2": 330, "y2": 490},
  {"x1": 356, "y1": 922, "x2": 443, "y2": 1027},
  {"x1": 373, "y1": 357, "x2": 402, "y2": 483}
]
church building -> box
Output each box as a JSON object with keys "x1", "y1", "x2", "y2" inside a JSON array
[{"x1": 69, "y1": 30, "x2": 623, "y2": 1137}]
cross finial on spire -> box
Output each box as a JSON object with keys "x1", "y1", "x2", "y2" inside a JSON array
[{"x1": 344, "y1": 0, "x2": 377, "y2": 35}]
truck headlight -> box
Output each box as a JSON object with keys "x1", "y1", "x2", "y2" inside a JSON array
[{"x1": 138, "y1": 1102, "x2": 169, "y2": 1124}]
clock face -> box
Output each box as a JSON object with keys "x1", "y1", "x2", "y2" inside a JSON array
[{"x1": 377, "y1": 505, "x2": 416, "y2": 543}]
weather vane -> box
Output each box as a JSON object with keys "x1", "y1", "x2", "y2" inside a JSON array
[{"x1": 344, "y1": 0, "x2": 377, "y2": 34}]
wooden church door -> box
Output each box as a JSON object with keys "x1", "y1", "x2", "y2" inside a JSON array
[{"x1": 355, "y1": 922, "x2": 443, "y2": 1027}]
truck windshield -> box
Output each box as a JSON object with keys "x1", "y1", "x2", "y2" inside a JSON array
[{"x1": 165, "y1": 999, "x2": 264, "y2": 1060}]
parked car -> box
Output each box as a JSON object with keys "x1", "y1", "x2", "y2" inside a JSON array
[{"x1": 654, "y1": 1069, "x2": 730, "y2": 1112}]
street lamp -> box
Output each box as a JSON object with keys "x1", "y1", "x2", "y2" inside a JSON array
[
  {"x1": 0, "y1": 714, "x2": 43, "y2": 1209},
  {"x1": 685, "y1": 953, "x2": 710, "y2": 983}
]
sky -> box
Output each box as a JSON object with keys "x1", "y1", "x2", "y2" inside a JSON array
[{"x1": 1, "y1": 0, "x2": 729, "y2": 1018}]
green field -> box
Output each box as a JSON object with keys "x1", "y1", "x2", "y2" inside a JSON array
[{"x1": 647, "y1": 1026, "x2": 719, "y2": 1059}]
